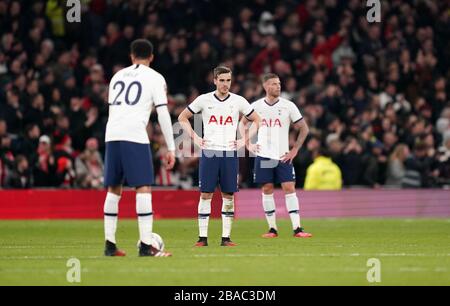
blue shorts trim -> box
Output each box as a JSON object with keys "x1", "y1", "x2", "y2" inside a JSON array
[
  {"x1": 104, "y1": 141, "x2": 154, "y2": 188},
  {"x1": 199, "y1": 150, "x2": 239, "y2": 193},
  {"x1": 253, "y1": 156, "x2": 296, "y2": 185}
]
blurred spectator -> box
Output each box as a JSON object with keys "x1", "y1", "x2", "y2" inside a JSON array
[
  {"x1": 33, "y1": 135, "x2": 56, "y2": 187},
  {"x1": 312, "y1": 27, "x2": 346, "y2": 72},
  {"x1": 0, "y1": 0, "x2": 448, "y2": 189},
  {"x1": 385, "y1": 144, "x2": 410, "y2": 188},
  {"x1": 191, "y1": 41, "x2": 218, "y2": 92},
  {"x1": 16, "y1": 123, "x2": 40, "y2": 165},
  {"x1": 23, "y1": 93, "x2": 47, "y2": 128},
  {"x1": 75, "y1": 138, "x2": 103, "y2": 189},
  {"x1": 294, "y1": 135, "x2": 320, "y2": 188},
  {"x1": 436, "y1": 131, "x2": 450, "y2": 185},
  {"x1": 250, "y1": 36, "x2": 281, "y2": 76},
  {"x1": 46, "y1": 0, "x2": 65, "y2": 37},
  {"x1": 0, "y1": 119, "x2": 7, "y2": 139},
  {"x1": 304, "y1": 148, "x2": 343, "y2": 190},
  {"x1": 362, "y1": 140, "x2": 388, "y2": 188},
  {"x1": 2, "y1": 88, "x2": 23, "y2": 135},
  {"x1": 258, "y1": 11, "x2": 276, "y2": 36},
  {"x1": 403, "y1": 142, "x2": 437, "y2": 188},
  {"x1": 0, "y1": 133, "x2": 14, "y2": 187},
  {"x1": 436, "y1": 107, "x2": 450, "y2": 135},
  {"x1": 341, "y1": 137, "x2": 364, "y2": 186},
  {"x1": 326, "y1": 133, "x2": 344, "y2": 168},
  {"x1": 52, "y1": 119, "x2": 76, "y2": 188},
  {"x1": 6, "y1": 154, "x2": 32, "y2": 188}
]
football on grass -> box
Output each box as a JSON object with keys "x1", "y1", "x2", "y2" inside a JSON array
[{"x1": 137, "y1": 233, "x2": 165, "y2": 251}]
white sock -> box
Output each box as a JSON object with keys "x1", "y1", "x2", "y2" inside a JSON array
[
  {"x1": 262, "y1": 193, "x2": 277, "y2": 230},
  {"x1": 286, "y1": 193, "x2": 301, "y2": 230},
  {"x1": 198, "y1": 198, "x2": 212, "y2": 238},
  {"x1": 104, "y1": 192, "x2": 120, "y2": 244},
  {"x1": 136, "y1": 193, "x2": 153, "y2": 245},
  {"x1": 222, "y1": 197, "x2": 235, "y2": 238}
]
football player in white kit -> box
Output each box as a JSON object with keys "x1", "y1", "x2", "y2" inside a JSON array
[
  {"x1": 178, "y1": 66, "x2": 261, "y2": 247},
  {"x1": 103, "y1": 39, "x2": 175, "y2": 257},
  {"x1": 251, "y1": 73, "x2": 312, "y2": 238}
]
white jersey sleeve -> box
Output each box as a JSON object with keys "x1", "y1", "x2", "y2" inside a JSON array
[
  {"x1": 108, "y1": 74, "x2": 119, "y2": 103},
  {"x1": 289, "y1": 102, "x2": 303, "y2": 123},
  {"x1": 239, "y1": 97, "x2": 254, "y2": 117},
  {"x1": 157, "y1": 106, "x2": 176, "y2": 152},
  {"x1": 153, "y1": 75, "x2": 168, "y2": 107},
  {"x1": 188, "y1": 95, "x2": 204, "y2": 114}
]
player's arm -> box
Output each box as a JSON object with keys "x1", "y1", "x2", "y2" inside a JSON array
[
  {"x1": 281, "y1": 119, "x2": 309, "y2": 164},
  {"x1": 156, "y1": 105, "x2": 176, "y2": 170},
  {"x1": 246, "y1": 110, "x2": 261, "y2": 141},
  {"x1": 153, "y1": 75, "x2": 176, "y2": 170},
  {"x1": 236, "y1": 110, "x2": 261, "y2": 152},
  {"x1": 236, "y1": 97, "x2": 261, "y2": 150},
  {"x1": 178, "y1": 107, "x2": 207, "y2": 148}
]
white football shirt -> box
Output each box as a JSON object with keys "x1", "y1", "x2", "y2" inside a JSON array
[
  {"x1": 105, "y1": 64, "x2": 168, "y2": 144},
  {"x1": 252, "y1": 97, "x2": 303, "y2": 160},
  {"x1": 188, "y1": 92, "x2": 254, "y2": 151}
]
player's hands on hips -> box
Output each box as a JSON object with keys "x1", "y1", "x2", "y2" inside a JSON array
[
  {"x1": 165, "y1": 151, "x2": 176, "y2": 170},
  {"x1": 246, "y1": 143, "x2": 261, "y2": 155},
  {"x1": 194, "y1": 136, "x2": 209, "y2": 149},
  {"x1": 230, "y1": 139, "x2": 246, "y2": 151},
  {"x1": 281, "y1": 148, "x2": 299, "y2": 164}
]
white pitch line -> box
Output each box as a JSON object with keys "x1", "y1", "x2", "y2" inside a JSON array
[
  {"x1": 397, "y1": 267, "x2": 448, "y2": 273},
  {"x1": 0, "y1": 268, "x2": 232, "y2": 274},
  {"x1": 0, "y1": 256, "x2": 103, "y2": 260},
  {"x1": 0, "y1": 269, "x2": 65, "y2": 274},
  {"x1": 0, "y1": 246, "x2": 96, "y2": 249},
  {"x1": 1, "y1": 253, "x2": 449, "y2": 261},
  {"x1": 192, "y1": 253, "x2": 450, "y2": 258},
  {"x1": 1, "y1": 267, "x2": 447, "y2": 275},
  {"x1": 116, "y1": 268, "x2": 232, "y2": 274}
]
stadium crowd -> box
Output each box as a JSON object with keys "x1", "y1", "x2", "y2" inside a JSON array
[{"x1": 0, "y1": 0, "x2": 449, "y2": 189}]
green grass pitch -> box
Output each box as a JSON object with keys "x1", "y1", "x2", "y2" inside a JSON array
[{"x1": 0, "y1": 219, "x2": 449, "y2": 286}]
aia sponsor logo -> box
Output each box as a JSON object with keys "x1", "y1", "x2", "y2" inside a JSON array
[
  {"x1": 261, "y1": 118, "x2": 282, "y2": 127},
  {"x1": 208, "y1": 115, "x2": 233, "y2": 125}
]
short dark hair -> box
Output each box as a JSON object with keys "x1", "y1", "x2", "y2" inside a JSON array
[
  {"x1": 130, "y1": 39, "x2": 154, "y2": 59},
  {"x1": 414, "y1": 141, "x2": 427, "y2": 152},
  {"x1": 261, "y1": 73, "x2": 279, "y2": 84},
  {"x1": 15, "y1": 155, "x2": 27, "y2": 165},
  {"x1": 318, "y1": 147, "x2": 331, "y2": 158},
  {"x1": 214, "y1": 66, "x2": 232, "y2": 79}
]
